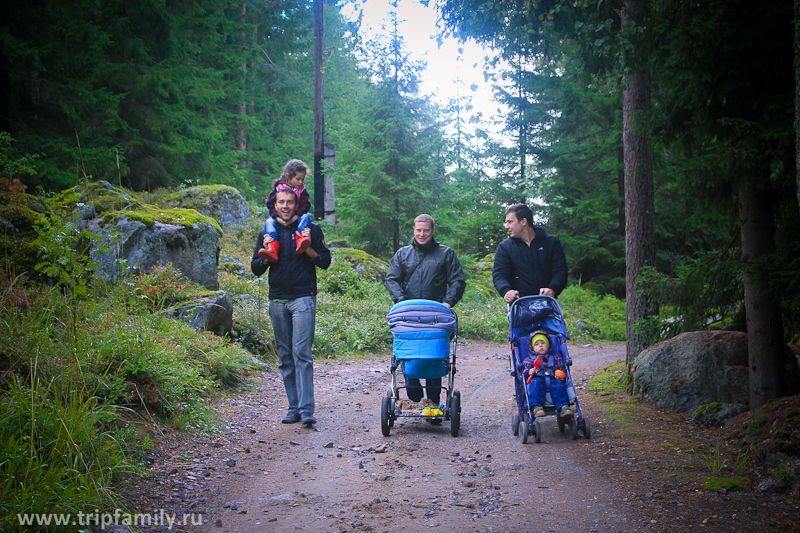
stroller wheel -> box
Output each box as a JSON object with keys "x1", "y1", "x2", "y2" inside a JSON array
[
  {"x1": 581, "y1": 417, "x2": 591, "y2": 440},
  {"x1": 511, "y1": 412, "x2": 520, "y2": 436},
  {"x1": 518, "y1": 419, "x2": 528, "y2": 444},
  {"x1": 450, "y1": 390, "x2": 461, "y2": 438},
  {"x1": 569, "y1": 417, "x2": 579, "y2": 440},
  {"x1": 557, "y1": 413, "x2": 566, "y2": 434},
  {"x1": 388, "y1": 393, "x2": 396, "y2": 427},
  {"x1": 533, "y1": 420, "x2": 542, "y2": 443},
  {"x1": 381, "y1": 394, "x2": 392, "y2": 437}
]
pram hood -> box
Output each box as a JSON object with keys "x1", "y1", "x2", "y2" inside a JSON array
[
  {"x1": 509, "y1": 295, "x2": 569, "y2": 342},
  {"x1": 387, "y1": 299, "x2": 457, "y2": 335}
]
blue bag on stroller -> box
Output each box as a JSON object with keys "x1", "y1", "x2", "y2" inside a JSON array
[
  {"x1": 508, "y1": 295, "x2": 590, "y2": 443},
  {"x1": 380, "y1": 299, "x2": 461, "y2": 437}
]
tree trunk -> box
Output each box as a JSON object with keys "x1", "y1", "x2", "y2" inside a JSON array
[
  {"x1": 235, "y1": 0, "x2": 247, "y2": 167},
  {"x1": 617, "y1": 143, "x2": 625, "y2": 239},
  {"x1": 795, "y1": 0, "x2": 800, "y2": 212},
  {"x1": 739, "y1": 182, "x2": 786, "y2": 408},
  {"x1": 622, "y1": 0, "x2": 656, "y2": 366},
  {"x1": 393, "y1": 198, "x2": 400, "y2": 252}
]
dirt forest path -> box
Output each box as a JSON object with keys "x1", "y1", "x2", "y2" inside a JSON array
[{"x1": 129, "y1": 342, "x2": 656, "y2": 533}]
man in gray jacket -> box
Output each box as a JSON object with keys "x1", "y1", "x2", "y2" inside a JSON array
[{"x1": 386, "y1": 214, "x2": 466, "y2": 407}]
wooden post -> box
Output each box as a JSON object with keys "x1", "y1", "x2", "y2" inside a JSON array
[{"x1": 323, "y1": 142, "x2": 336, "y2": 222}]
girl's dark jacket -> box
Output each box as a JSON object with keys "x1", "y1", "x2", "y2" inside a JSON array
[
  {"x1": 385, "y1": 238, "x2": 466, "y2": 308},
  {"x1": 492, "y1": 226, "x2": 568, "y2": 298},
  {"x1": 250, "y1": 219, "x2": 331, "y2": 300}
]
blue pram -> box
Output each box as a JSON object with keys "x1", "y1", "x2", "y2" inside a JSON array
[
  {"x1": 509, "y1": 295, "x2": 590, "y2": 443},
  {"x1": 381, "y1": 299, "x2": 461, "y2": 437}
]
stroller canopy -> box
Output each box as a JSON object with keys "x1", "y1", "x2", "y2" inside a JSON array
[
  {"x1": 509, "y1": 296, "x2": 569, "y2": 341},
  {"x1": 387, "y1": 299, "x2": 457, "y2": 335}
]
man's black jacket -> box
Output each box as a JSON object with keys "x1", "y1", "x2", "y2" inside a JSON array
[
  {"x1": 250, "y1": 220, "x2": 331, "y2": 300},
  {"x1": 492, "y1": 226, "x2": 568, "y2": 298},
  {"x1": 386, "y1": 238, "x2": 466, "y2": 307}
]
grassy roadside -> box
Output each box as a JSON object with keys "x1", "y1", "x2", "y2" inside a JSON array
[
  {"x1": 588, "y1": 361, "x2": 753, "y2": 492},
  {"x1": 582, "y1": 362, "x2": 800, "y2": 531}
]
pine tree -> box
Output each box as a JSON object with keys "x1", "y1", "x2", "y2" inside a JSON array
[{"x1": 334, "y1": 10, "x2": 445, "y2": 257}]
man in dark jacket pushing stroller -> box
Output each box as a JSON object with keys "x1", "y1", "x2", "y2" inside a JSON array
[
  {"x1": 492, "y1": 203, "x2": 568, "y2": 303},
  {"x1": 386, "y1": 214, "x2": 466, "y2": 412}
]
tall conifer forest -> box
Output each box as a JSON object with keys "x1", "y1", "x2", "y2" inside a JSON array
[{"x1": 2, "y1": 0, "x2": 800, "y2": 353}]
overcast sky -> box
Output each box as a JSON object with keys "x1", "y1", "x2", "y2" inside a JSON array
[{"x1": 341, "y1": 0, "x2": 507, "y2": 137}]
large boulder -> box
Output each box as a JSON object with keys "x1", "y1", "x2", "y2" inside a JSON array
[
  {"x1": 164, "y1": 185, "x2": 251, "y2": 228},
  {"x1": 51, "y1": 181, "x2": 222, "y2": 289},
  {"x1": 330, "y1": 248, "x2": 388, "y2": 283},
  {"x1": 173, "y1": 291, "x2": 233, "y2": 337},
  {"x1": 90, "y1": 216, "x2": 221, "y2": 290},
  {"x1": 631, "y1": 331, "x2": 750, "y2": 413}
]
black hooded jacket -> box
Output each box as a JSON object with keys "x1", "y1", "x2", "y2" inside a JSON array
[
  {"x1": 492, "y1": 226, "x2": 568, "y2": 298},
  {"x1": 385, "y1": 238, "x2": 466, "y2": 307}
]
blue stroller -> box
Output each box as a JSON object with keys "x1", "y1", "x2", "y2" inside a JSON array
[
  {"x1": 509, "y1": 295, "x2": 590, "y2": 443},
  {"x1": 381, "y1": 299, "x2": 461, "y2": 437}
]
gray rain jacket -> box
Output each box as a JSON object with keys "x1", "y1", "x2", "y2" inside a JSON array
[{"x1": 385, "y1": 238, "x2": 466, "y2": 307}]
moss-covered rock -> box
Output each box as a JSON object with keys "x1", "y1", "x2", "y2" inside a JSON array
[
  {"x1": 331, "y1": 248, "x2": 389, "y2": 282},
  {"x1": 50, "y1": 180, "x2": 144, "y2": 217},
  {"x1": 49, "y1": 181, "x2": 222, "y2": 233},
  {"x1": 164, "y1": 185, "x2": 251, "y2": 229},
  {"x1": 103, "y1": 205, "x2": 222, "y2": 233},
  {"x1": 44, "y1": 181, "x2": 222, "y2": 289},
  {"x1": 328, "y1": 239, "x2": 353, "y2": 249}
]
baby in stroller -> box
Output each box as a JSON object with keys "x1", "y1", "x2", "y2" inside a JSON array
[
  {"x1": 508, "y1": 295, "x2": 589, "y2": 442},
  {"x1": 522, "y1": 331, "x2": 573, "y2": 419}
]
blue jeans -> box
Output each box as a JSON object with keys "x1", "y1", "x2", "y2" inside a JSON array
[
  {"x1": 528, "y1": 376, "x2": 569, "y2": 410},
  {"x1": 269, "y1": 296, "x2": 317, "y2": 416},
  {"x1": 405, "y1": 376, "x2": 442, "y2": 405},
  {"x1": 265, "y1": 213, "x2": 312, "y2": 238}
]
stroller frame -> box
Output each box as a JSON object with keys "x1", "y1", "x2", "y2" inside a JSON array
[
  {"x1": 508, "y1": 295, "x2": 590, "y2": 443},
  {"x1": 381, "y1": 299, "x2": 461, "y2": 438}
]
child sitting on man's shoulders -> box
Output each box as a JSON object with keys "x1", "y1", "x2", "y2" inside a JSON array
[{"x1": 258, "y1": 159, "x2": 313, "y2": 262}]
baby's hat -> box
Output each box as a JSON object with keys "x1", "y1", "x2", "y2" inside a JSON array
[{"x1": 530, "y1": 331, "x2": 550, "y2": 349}]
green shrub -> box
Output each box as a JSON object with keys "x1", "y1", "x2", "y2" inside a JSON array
[
  {"x1": 582, "y1": 281, "x2": 607, "y2": 296},
  {"x1": 314, "y1": 285, "x2": 394, "y2": 357},
  {"x1": 455, "y1": 285, "x2": 507, "y2": 342},
  {"x1": 126, "y1": 264, "x2": 205, "y2": 312},
  {"x1": 558, "y1": 285, "x2": 626, "y2": 342}
]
